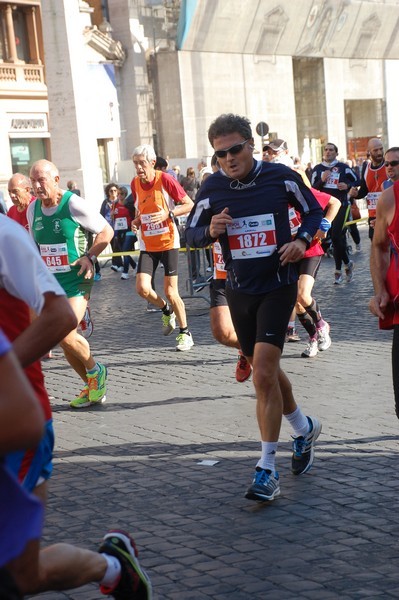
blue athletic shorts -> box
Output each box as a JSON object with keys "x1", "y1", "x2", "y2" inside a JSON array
[{"x1": 5, "y1": 419, "x2": 54, "y2": 492}]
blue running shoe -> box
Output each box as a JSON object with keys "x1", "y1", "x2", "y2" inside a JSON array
[
  {"x1": 291, "y1": 416, "x2": 322, "y2": 475},
  {"x1": 245, "y1": 468, "x2": 280, "y2": 502}
]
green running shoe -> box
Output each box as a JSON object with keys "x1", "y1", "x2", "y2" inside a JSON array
[
  {"x1": 87, "y1": 363, "x2": 107, "y2": 403},
  {"x1": 70, "y1": 385, "x2": 90, "y2": 409},
  {"x1": 99, "y1": 529, "x2": 152, "y2": 599},
  {"x1": 161, "y1": 312, "x2": 176, "y2": 335}
]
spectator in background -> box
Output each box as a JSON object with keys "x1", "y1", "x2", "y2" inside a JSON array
[
  {"x1": 180, "y1": 167, "x2": 198, "y2": 201},
  {"x1": 113, "y1": 186, "x2": 137, "y2": 280},
  {"x1": 172, "y1": 165, "x2": 182, "y2": 183},
  {"x1": 67, "y1": 180, "x2": 81, "y2": 196},
  {"x1": 101, "y1": 183, "x2": 123, "y2": 272}
]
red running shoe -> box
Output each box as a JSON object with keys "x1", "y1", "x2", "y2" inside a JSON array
[{"x1": 235, "y1": 351, "x2": 252, "y2": 383}]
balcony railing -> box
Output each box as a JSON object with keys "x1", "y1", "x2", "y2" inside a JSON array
[{"x1": 0, "y1": 62, "x2": 46, "y2": 95}]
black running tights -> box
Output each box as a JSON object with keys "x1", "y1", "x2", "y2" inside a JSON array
[{"x1": 331, "y1": 203, "x2": 350, "y2": 271}]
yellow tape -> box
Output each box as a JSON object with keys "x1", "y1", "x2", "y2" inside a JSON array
[
  {"x1": 99, "y1": 246, "x2": 211, "y2": 258},
  {"x1": 345, "y1": 217, "x2": 368, "y2": 226}
]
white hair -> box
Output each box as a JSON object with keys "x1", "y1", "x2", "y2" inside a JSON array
[{"x1": 132, "y1": 144, "x2": 156, "y2": 162}]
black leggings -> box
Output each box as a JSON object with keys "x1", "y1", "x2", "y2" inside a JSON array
[
  {"x1": 331, "y1": 203, "x2": 351, "y2": 271},
  {"x1": 392, "y1": 326, "x2": 399, "y2": 418},
  {"x1": 348, "y1": 223, "x2": 360, "y2": 246}
]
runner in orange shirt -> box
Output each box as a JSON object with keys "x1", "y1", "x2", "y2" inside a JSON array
[{"x1": 131, "y1": 145, "x2": 194, "y2": 351}]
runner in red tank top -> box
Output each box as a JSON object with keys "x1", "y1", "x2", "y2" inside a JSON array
[
  {"x1": 370, "y1": 148, "x2": 399, "y2": 419},
  {"x1": 7, "y1": 173, "x2": 34, "y2": 230}
]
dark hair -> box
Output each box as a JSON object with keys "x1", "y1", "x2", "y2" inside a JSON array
[
  {"x1": 324, "y1": 143, "x2": 338, "y2": 154},
  {"x1": 385, "y1": 147, "x2": 399, "y2": 155},
  {"x1": 211, "y1": 153, "x2": 218, "y2": 167},
  {"x1": 155, "y1": 156, "x2": 168, "y2": 170},
  {"x1": 105, "y1": 182, "x2": 118, "y2": 197},
  {"x1": 208, "y1": 114, "x2": 252, "y2": 147}
]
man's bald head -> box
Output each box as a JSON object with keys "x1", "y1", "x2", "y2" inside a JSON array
[
  {"x1": 30, "y1": 159, "x2": 59, "y2": 179},
  {"x1": 30, "y1": 160, "x2": 61, "y2": 207},
  {"x1": 8, "y1": 173, "x2": 32, "y2": 210},
  {"x1": 367, "y1": 137, "x2": 384, "y2": 167}
]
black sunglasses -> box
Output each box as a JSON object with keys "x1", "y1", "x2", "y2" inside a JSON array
[
  {"x1": 384, "y1": 161, "x2": 399, "y2": 167},
  {"x1": 214, "y1": 139, "x2": 249, "y2": 159}
]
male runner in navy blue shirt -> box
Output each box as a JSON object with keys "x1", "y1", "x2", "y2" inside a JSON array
[{"x1": 185, "y1": 114, "x2": 323, "y2": 502}]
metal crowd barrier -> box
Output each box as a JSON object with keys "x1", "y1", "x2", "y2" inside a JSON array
[{"x1": 183, "y1": 246, "x2": 213, "y2": 304}]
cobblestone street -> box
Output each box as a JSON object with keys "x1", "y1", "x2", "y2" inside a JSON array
[{"x1": 34, "y1": 225, "x2": 399, "y2": 600}]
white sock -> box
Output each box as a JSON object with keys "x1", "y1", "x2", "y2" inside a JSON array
[
  {"x1": 257, "y1": 441, "x2": 278, "y2": 471},
  {"x1": 288, "y1": 320, "x2": 295, "y2": 328},
  {"x1": 100, "y1": 553, "x2": 121, "y2": 588},
  {"x1": 285, "y1": 407, "x2": 309, "y2": 437}
]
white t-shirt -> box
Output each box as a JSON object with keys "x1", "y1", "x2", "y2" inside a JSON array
[{"x1": 0, "y1": 215, "x2": 65, "y2": 314}]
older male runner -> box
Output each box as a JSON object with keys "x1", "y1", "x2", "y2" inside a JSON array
[
  {"x1": 185, "y1": 113, "x2": 323, "y2": 502},
  {"x1": 7, "y1": 173, "x2": 34, "y2": 229},
  {"x1": 27, "y1": 160, "x2": 114, "y2": 408},
  {"x1": 131, "y1": 144, "x2": 194, "y2": 351}
]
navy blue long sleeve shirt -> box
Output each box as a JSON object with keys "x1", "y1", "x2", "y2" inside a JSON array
[{"x1": 185, "y1": 160, "x2": 323, "y2": 294}]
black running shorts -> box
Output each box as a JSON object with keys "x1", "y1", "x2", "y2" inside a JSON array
[
  {"x1": 298, "y1": 255, "x2": 322, "y2": 279},
  {"x1": 138, "y1": 249, "x2": 179, "y2": 277},
  {"x1": 226, "y1": 283, "x2": 297, "y2": 356},
  {"x1": 209, "y1": 279, "x2": 228, "y2": 308}
]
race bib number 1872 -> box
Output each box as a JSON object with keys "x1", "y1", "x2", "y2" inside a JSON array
[{"x1": 226, "y1": 213, "x2": 277, "y2": 259}]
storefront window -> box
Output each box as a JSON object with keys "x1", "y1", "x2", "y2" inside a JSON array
[{"x1": 10, "y1": 138, "x2": 47, "y2": 176}]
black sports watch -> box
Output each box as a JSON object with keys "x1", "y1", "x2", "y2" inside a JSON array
[
  {"x1": 84, "y1": 251, "x2": 96, "y2": 264},
  {"x1": 296, "y1": 232, "x2": 312, "y2": 249},
  {"x1": 169, "y1": 210, "x2": 175, "y2": 220}
]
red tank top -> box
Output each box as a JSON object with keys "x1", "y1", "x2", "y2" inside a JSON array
[{"x1": 379, "y1": 181, "x2": 399, "y2": 329}]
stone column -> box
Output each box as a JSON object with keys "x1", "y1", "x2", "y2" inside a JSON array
[
  {"x1": 5, "y1": 4, "x2": 18, "y2": 63},
  {"x1": 40, "y1": 0, "x2": 104, "y2": 205}
]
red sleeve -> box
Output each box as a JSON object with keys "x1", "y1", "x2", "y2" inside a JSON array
[
  {"x1": 311, "y1": 188, "x2": 331, "y2": 211},
  {"x1": 160, "y1": 172, "x2": 187, "y2": 203}
]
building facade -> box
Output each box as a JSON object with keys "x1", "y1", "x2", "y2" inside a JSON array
[
  {"x1": 1, "y1": 0, "x2": 399, "y2": 203},
  {"x1": 0, "y1": 1, "x2": 48, "y2": 193}
]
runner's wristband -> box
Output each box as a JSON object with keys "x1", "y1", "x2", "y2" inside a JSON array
[{"x1": 319, "y1": 218, "x2": 331, "y2": 232}]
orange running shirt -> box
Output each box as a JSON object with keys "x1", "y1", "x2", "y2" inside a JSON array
[
  {"x1": 364, "y1": 163, "x2": 387, "y2": 218},
  {"x1": 131, "y1": 171, "x2": 186, "y2": 252}
]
